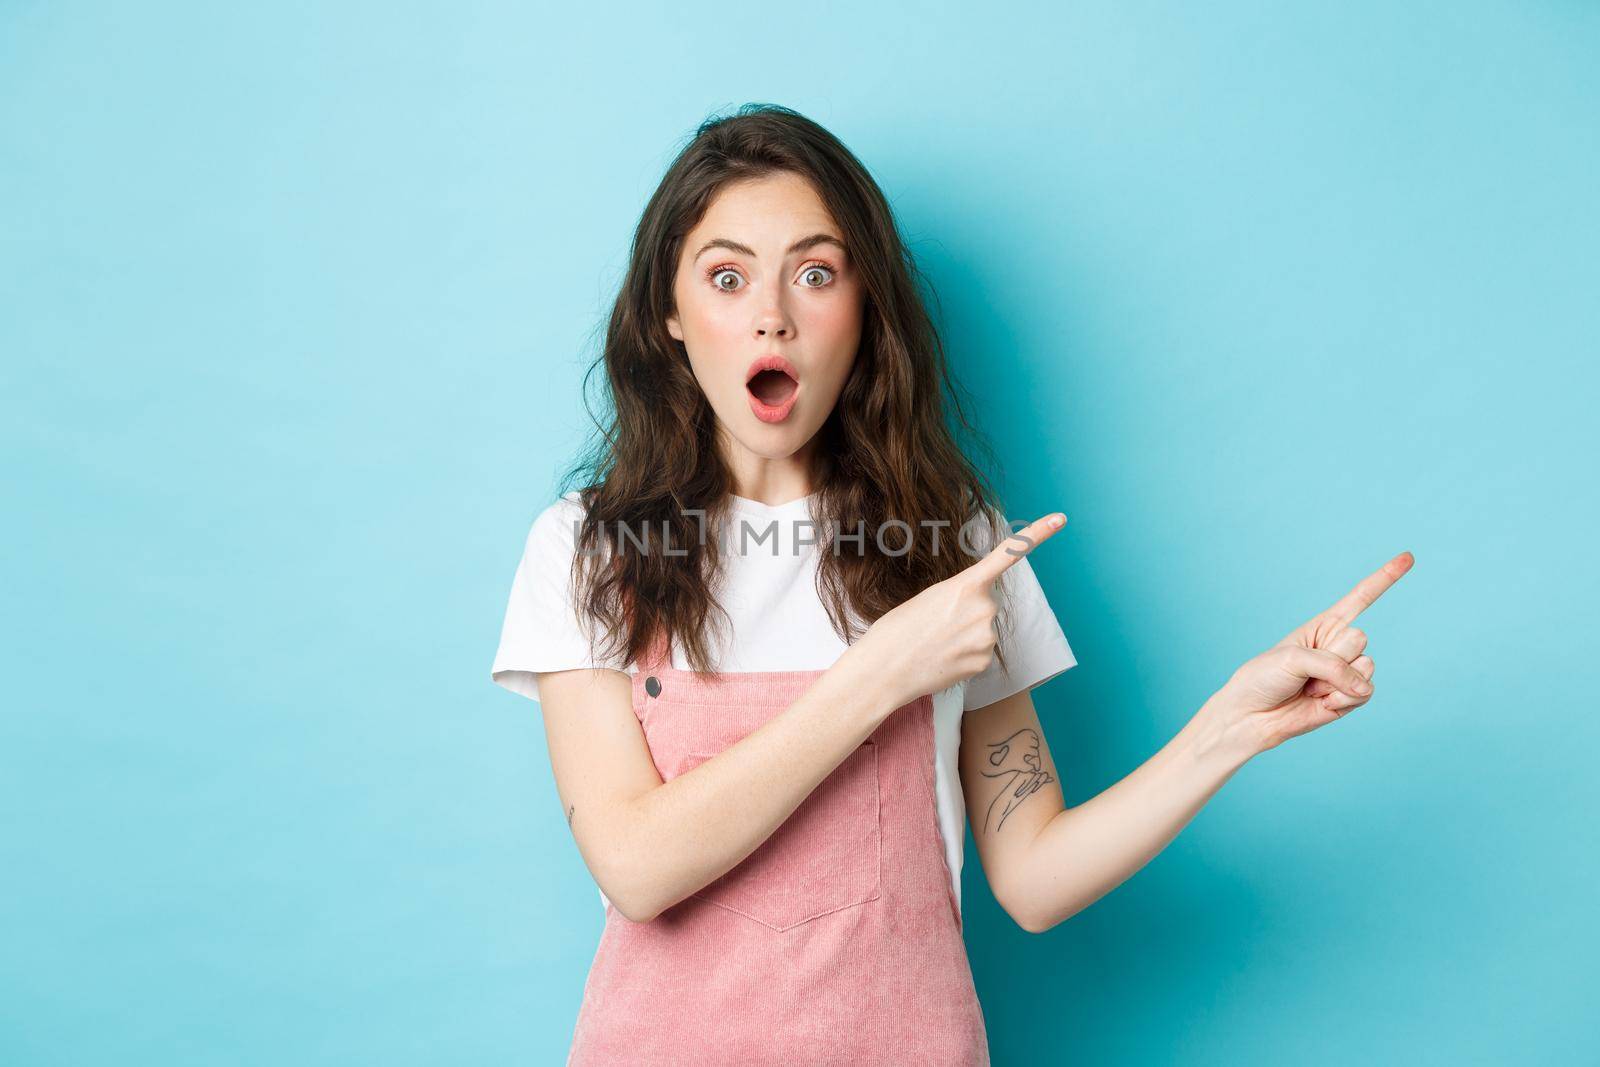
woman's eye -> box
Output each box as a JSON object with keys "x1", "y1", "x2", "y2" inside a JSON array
[
  {"x1": 800, "y1": 264, "x2": 835, "y2": 288},
  {"x1": 707, "y1": 263, "x2": 835, "y2": 293}
]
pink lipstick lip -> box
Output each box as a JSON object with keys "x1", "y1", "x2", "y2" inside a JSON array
[
  {"x1": 747, "y1": 381, "x2": 800, "y2": 423},
  {"x1": 745, "y1": 353, "x2": 801, "y2": 424},
  {"x1": 745, "y1": 353, "x2": 801, "y2": 385}
]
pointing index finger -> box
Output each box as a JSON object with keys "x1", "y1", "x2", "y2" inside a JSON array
[
  {"x1": 968, "y1": 513, "x2": 1066, "y2": 585},
  {"x1": 1325, "y1": 551, "x2": 1415, "y2": 628}
]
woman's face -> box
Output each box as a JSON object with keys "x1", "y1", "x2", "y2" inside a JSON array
[{"x1": 667, "y1": 171, "x2": 865, "y2": 478}]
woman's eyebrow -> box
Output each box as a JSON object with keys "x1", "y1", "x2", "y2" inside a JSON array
[{"x1": 692, "y1": 233, "x2": 846, "y2": 261}]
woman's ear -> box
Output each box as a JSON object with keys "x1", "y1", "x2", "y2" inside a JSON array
[{"x1": 666, "y1": 312, "x2": 683, "y2": 342}]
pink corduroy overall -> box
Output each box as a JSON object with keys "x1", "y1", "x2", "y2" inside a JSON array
[{"x1": 565, "y1": 631, "x2": 990, "y2": 1065}]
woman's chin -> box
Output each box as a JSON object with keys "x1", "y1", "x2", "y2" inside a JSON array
[{"x1": 722, "y1": 412, "x2": 815, "y2": 459}]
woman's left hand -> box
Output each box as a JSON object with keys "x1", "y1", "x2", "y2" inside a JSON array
[{"x1": 1205, "y1": 551, "x2": 1415, "y2": 756}]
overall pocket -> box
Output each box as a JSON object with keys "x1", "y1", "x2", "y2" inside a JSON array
[{"x1": 678, "y1": 739, "x2": 882, "y2": 931}]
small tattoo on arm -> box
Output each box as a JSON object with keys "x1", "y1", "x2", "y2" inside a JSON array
[
  {"x1": 981, "y1": 728, "x2": 1053, "y2": 833},
  {"x1": 566, "y1": 804, "x2": 575, "y2": 828}
]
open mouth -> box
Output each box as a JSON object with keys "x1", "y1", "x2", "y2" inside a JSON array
[
  {"x1": 745, "y1": 355, "x2": 801, "y2": 423},
  {"x1": 748, "y1": 369, "x2": 798, "y2": 404}
]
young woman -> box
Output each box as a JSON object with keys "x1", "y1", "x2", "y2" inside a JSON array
[{"x1": 490, "y1": 105, "x2": 1412, "y2": 1065}]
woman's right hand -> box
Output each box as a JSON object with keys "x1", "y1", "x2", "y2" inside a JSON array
[{"x1": 849, "y1": 512, "x2": 1067, "y2": 709}]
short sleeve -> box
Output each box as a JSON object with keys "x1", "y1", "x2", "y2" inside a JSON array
[
  {"x1": 961, "y1": 509, "x2": 1079, "y2": 713},
  {"x1": 489, "y1": 492, "x2": 632, "y2": 703}
]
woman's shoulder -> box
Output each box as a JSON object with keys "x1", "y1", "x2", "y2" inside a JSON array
[
  {"x1": 511, "y1": 491, "x2": 594, "y2": 574},
  {"x1": 527, "y1": 488, "x2": 590, "y2": 534},
  {"x1": 543, "y1": 488, "x2": 589, "y2": 524}
]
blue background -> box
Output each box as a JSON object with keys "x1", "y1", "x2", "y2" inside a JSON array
[{"x1": 4, "y1": 3, "x2": 1596, "y2": 1064}]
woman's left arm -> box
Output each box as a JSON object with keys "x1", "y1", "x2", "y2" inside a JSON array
[
  {"x1": 959, "y1": 686, "x2": 1254, "y2": 934},
  {"x1": 961, "y1": 551, "x2": 1413, "y2": 934}
]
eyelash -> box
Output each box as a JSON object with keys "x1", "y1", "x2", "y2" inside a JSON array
[{"x1": 703, "y1": 260, "x2": 839, "y2": 293}]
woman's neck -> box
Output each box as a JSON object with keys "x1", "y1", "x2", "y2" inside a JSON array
[{"x1": 721, "y1": 433, "x2": 817, "y2": 508}]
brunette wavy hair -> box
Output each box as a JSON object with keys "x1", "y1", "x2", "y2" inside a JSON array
[{"x1": 559, "y1": 103, "x2": 1019, "y2": 679}]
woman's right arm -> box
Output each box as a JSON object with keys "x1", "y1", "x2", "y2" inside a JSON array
[
  {"x1": 538, "y1": 512, "x2": 1065, "y2": 923},
  {"x1": 538, "y1": 642, "x2": 900, "y2": 923}
]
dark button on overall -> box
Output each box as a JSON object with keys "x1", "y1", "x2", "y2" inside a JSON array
[{"x1": 644, "y1": 675, "x2": 662, "y2": 698}]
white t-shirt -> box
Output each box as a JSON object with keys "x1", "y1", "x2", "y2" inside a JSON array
[{"x1": 490, "y1": 489, "x2": 1079, "y2": 913}]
